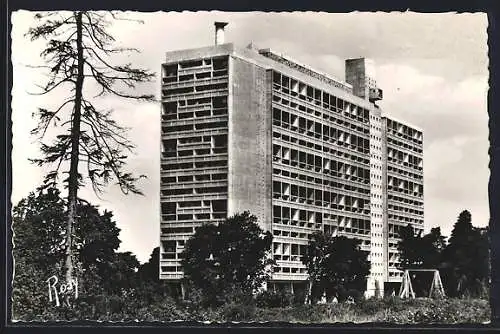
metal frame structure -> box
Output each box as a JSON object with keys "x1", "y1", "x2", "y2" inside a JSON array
[{"x1": 399, "y1": 269, "x2": 445, "y2": 299}]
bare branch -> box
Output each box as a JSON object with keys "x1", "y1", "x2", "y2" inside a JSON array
[
  {"x1": 27, "y1": 77, "x2": 74, "y2": 96},
  {"x1": 29, "y1": 10, "x2": 152, "y2": 200},
  {"x1": 109, "y1": 11, "x2": 145, "y2": 24},
  {"x1": 31, "y1": 99, "x2": 74, "y2": 139}
]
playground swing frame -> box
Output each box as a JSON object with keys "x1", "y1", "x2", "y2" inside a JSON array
[{"x1": 398, "y1": 268, "x2": 446, "y2": 299}]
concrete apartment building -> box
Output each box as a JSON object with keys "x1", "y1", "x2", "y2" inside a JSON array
[{"x1": 159, "y1": 23, "x2": 424, "y2": 297}]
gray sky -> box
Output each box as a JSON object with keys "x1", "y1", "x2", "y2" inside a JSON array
[{"x1": 11, "y1": 11, "x2": 489, "y2": 263}]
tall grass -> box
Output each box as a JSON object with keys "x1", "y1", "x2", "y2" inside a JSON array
[{"x1": 220, "y1": 297, "x2": 490, "y2": 324}]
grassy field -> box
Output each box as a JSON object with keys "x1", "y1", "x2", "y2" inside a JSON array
[
  {"x1": 17, "y1": 295, "x2": 490, "y2": 324},
  {"x1": 177, "y1": 297, "x2": 491, "y2": 324}
]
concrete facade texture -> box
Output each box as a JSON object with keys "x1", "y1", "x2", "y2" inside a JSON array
[{"x1": 227, "y1": 57, "x2": 272, "y2": 232}]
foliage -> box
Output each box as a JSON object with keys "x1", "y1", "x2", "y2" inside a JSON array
[
  {"x1": 253, "y1": 298, "x2": 489, "y2": 324},
  {"x1": 221, "y1": 303, "x2": 257, "y2": 322},
  {"x1": 420, "y1": 227, "x2": 447, "y2": 268},
  {"x1": 12, "y1": 189, "x2": 67, "y2": 269},
  {"x1": 11, "y1": 189, "x2": 140, "y2": 320},
  {"x1": 397, "y1": 225, "x2": 447, "y2": 270},
  {"x1": 11, "y1": 257, "x2": 54, "y2": 319},
  {"x1": 137, "y1": 247, "x2": 160, "y2": 282},
  {"x1": 255, "y1": 289, "x2": 296, "y2": 308},
  {"x1": 210, "y1": 298, "x2": 489, "y2": 324},
  {"x1": 397, "y1": 210, "x2": 489, "y2": 298},
  {"x1": 441, "y1": 210, "x2": 489, "y2": 297},
  {"x1": 12, "y1": 190, "x2": 491, "y2": 324},
  {"x1": 397, "y1": 224, "x2": 424, "y2": 269},
  {"x1": 397, "y1": 225, "x2": 448, "y2": 297},
  {"x1": 381, "y1": 298, "x2": 490, "y2": 324},
  {"x1": 181, "y1": 211, "x2": 274, "y2": 306},
  {"x1": 303, "y1": 232, "x2": 370, "y2": 302}
]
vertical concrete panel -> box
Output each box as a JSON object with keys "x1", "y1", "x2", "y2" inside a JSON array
[
  {"x1": 345, "y1": 59, "x2": 367, "y2": 100},
  {"x1": 368, "y1": 106, "x2": 385, "y2": 298},
  {"x1": 227, "y1": 56, "x2": 272, "y2": 232},
  {"x1": 381, "y1": 117, "x2": 390, "y2": 282}
]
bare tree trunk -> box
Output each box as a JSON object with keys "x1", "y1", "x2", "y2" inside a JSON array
[
  {"x1": 64, "y1": 11, "x2": 85, "y2": 306},
  {"x1": 306, "y1": 280, "x2": 312, "y2": 304}
]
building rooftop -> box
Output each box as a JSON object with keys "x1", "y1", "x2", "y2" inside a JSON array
[
  {"x1": 258, "y1": 48, "x2": 353, "y2": 94},
  {"x1": 382, "y1": 114, "x2": 424, "y2": 133}
]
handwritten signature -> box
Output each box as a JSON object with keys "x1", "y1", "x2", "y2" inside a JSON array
[{"x1": 46, "y1": 275, "x2": 78, "y2": 307}]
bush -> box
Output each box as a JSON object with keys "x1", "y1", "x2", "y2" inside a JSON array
[
  {"x1": 379, "y1": 298, "x2": 490, "y2": 324},
  {"x1": 287, "y1": 304, "x2": 327, "y2": 322},
  {"x1": 134, "y1": 296, "x2": 189, "y2": 322},
  {"x1": 255, "y1": 290, "x2": 295, "y2": 308},
  {"x1": 337, "y1": 288, "x2": 364, "y2": 303},
  {"x1": 222, "y1": 303, "x2": 256, "y2": 322},
  {"x1": 382, "y1": 296, "x2": 406, "y2": 312},
  {"x1": 357, "y1": 298, "x2": 385, "y2": 316}
]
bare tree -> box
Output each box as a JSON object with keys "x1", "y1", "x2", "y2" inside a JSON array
[{"x1": 26, "y1": 11, "x2": 155, "y2": 305}]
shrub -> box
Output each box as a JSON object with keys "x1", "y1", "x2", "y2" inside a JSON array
[
  {"x1": 222, "y1": 303, "x2": 256, "y2": 322},
  {"x1": 288, "y1": 304, "x2": 326, "y2": 323},
  {"x1": 379, "y1": 298, "x2": 490, "y2": 324},
  {"x1": 136, "y1": 296, "x2": 188, "y2": 322},
  {"x1": 380, "y1": 295, "x2": 406, "y2": 313},
  {"x1": 337, "y1": 288, "x2": 364, "y2": 303},
  {"x1": 357, "y1": 298, "x2": 385, "y2": 316},
  {"x1": 255, "y1": 290, "x2": 294, "y2": 308}
]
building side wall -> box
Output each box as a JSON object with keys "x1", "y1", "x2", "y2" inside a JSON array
[
  {"x1": 382, "y1": 116, "x2": 424, "y2": 283},
  {"x1": 227, "y1": 56, "x2": 272, "y2": 231},
  {"x1": 382, "y1": 119, "x2": 390, "y2": 281},
  {"x1": 159, "y1": 54, "x2": 231, "y2": 280},
  {"x1": 270, "y1": 69, "x2": 373, "y2": 283},
  {"x1": 367, "y1": 107, "x2": 385, "y2": 297}
]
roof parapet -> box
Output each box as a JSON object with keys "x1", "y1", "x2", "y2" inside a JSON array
[{"x1": 258, "y1": 48, "x2": 353, "y2": 93}]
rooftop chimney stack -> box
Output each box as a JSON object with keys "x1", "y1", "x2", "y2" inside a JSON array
[
  {"x1": 345, "y1": 58, "x2": 383, "y2": 103},
  {"x1": 214, "y1": 22, "x2": 228, "y2": 45}
]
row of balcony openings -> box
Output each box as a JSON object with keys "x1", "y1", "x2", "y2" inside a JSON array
[
  {"x1": 272, "y1": 71, "x2": 370, "y2": 122},
  {"x1": 272, "y1": 167, "x2": 371, "y2": 196},
  {"x1": 161, "y1": 158, "x2": 227, "y2": 171},
  {"x1": 272, "y1": 94, "x2": 370, "y2": 135},
  {"x1": 273, "y1": 131, "x2": 370, "y2": 168}
]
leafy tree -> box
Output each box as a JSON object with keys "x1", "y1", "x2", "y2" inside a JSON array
[
  {"x1": 138, "y1": 247, "x2": 160, "y2": 282},
  {"x1": 181, "y1": 211, "x2": 274, "y2": 306},
  {"x1": 12, "y1": 189, "x2": 138, "y2": 319},
  {"x1": 397, "y1": 224, "x2": 423, "y2": 269},
  {"x1": 12, "y1": 189, "x2": 67, "y2": 271},
  {"x1": 397, "y1": 225, "x2": 447, "y2": 270},
  {"x1": 303, "y1": 232, "x2": 370, "y2": 302},
  {"x1": 441, "y1": 210, "x2": 489, "y2": 297},
  {"x1": 26, "y1": 11, "x2": 154, "y2": 299},
  {"x1": 12, "y1": 257, "x2": 51, "y2": 319},
  {"x1": 131, "y1": 247, "x2": 184, "y2": 307},
  {"x1": 420, "y1": 227, "x2": 447, "y2": 268},
  {"x1": 396, "y1": 225, "x2": 448, "y2": 297}
]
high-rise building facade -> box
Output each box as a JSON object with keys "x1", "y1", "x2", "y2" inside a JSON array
[{"x1": 159, "y1": 24, "x2": 424, "y2": 297}]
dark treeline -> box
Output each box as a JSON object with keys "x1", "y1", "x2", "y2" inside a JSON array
[
  {"x1": 12, "y1": 189, "x2": 490, "y2": 322},
  {"x1": 397, "y1": 210, "x2": 489, "y2": 298},
  {"x1": 12, "y1": 189, "x2": 175, "y2": 320},
  {"x1": 11, "y1": 189, "x2": 371, "y2": 320}
]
